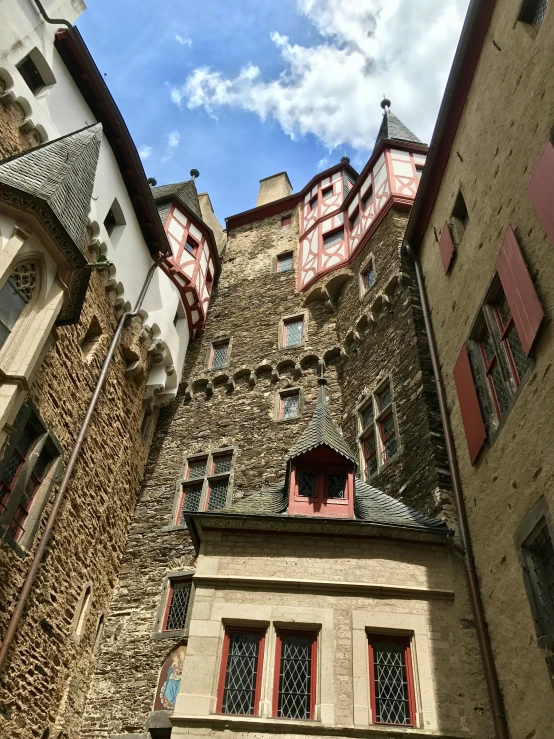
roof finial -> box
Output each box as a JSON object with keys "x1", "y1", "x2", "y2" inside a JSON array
[
  {"x1": 190, "y1": 168, "x2": 200, "y2": 181},
  {"x1": 381, "y1": 96, "x2": 391, "y2": 113}
]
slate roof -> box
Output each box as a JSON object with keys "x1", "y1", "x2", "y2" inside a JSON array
[
  {"x1": 218, "y1": 478, "x2": 445, "y2": 531},
  {"x1": 374, "y1": 109, "x2": 421, "y2": 149},
  {"x1": 287, "y1": 383, "x2": 357, "y2": 464},
  {"x1": 152, "y1": 180, "x2": 202, "y2": 220},
  {"x1": 0, "y1": 124, "x2": 102, "y2": 251}
]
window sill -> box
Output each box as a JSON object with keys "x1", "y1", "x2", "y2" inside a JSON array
[
  {"x1": 151, "y1": 628, "x2": 189, "y2": 641},
  {"x1": 275, "y1": 415, "x2": 301, "y2": 423},
  {"x1": 279, "y1": 343, "x2": 305, "y2": 351}
]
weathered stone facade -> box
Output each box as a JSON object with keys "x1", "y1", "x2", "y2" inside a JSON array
[
  {"x1": 416, "y1": 1, "x2": 554, "y2": 736},
  {"x1": 82, "y1": 194, "x2": 458, "y2": 738}
]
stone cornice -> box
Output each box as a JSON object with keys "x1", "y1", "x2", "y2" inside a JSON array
[{"x1": 192, "y1": 574, "x2": 454, "y2": 601}]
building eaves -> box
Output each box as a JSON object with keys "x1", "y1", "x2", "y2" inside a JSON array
[
  {"x1": 54, "y1": 27, "x2": 170, "y2": 257},
  {"x1": 404, "y1": 0, "x2": 497, "y2": 252}
]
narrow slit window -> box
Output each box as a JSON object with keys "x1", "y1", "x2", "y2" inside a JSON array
[
  {"x1": 163, "y1": 580, "x2": 192, "y2": 631},
  {"x1": 218, "y1": 629, "x2": 265, "y2": 715},
  {"x1": 277, "y1": 252, "x2": 293, "y2": 272},
  {"x1": 75, "y1": 585, "x2": 92, "y2": 637},
  {"x1": 368, "y1": 636, "x2": 415, "y2": 726},
  {"x1": 210, "y1": 340, "x2": 229, "y2": 369},
  {"x1": 524, "y1": 524, "x2": 554, "y2": 636},
  {"x1": 323, "y1": 228, "x2": 344, "y2": 248},
  {"x1": 274, "y1": 632, "x2": 317, "y2": 720},
  {"x1": 81, "y1": 317, "x2": 102, "y2": 361},
  {"x1": 450, "y1": 191, "x2": 469, "y2": 245},
  {"x1": 280, "y1": 390, "x2": 300, "y2": 420}
]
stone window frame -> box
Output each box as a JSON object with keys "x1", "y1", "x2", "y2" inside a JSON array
[
  {"x1": 274, "y1": 387, "x2": 305, "y2": 422},
  {"x1": 359, "y1": 252, "x2": 376, "y2": 301},
  {"x1": 16, "y1": 47, "x2": 56, "y2": 97},
  {"x1": 356, "y1": 376, "x2": 401, "y2": 482},
  {"x1": 272, "y1": 628, "x2": 318, "y2": 719},
  {"x1": 152, "y1": 570, "x2": 195, "y2": 640},
  {"x1": 518, "y1": 0, "x2": 549, "y2": 30},
  {"x1": 466, "y1": 274, "x2": 534, "y2": 445},
  {"x1": 0, "y1": 253, "x2": 44, "y2": 364},
  {"x1": 448, "y1": 188, "x2": 469, "y2": 248},
  {"x1": 172, "y1": 447, "x2": 237, "y2": 525},
  {"x1": 280, "y1": 214, "x2": 292, "y2": 228},
  {"x1": 103, "y1": 198, "x2": 126, "y2": 246},
  {"x1": 514, "y1": 496, "x2": 554, "y2": 678},
  {"x1": 0, "y1": 401, "x2": 63, "y2": 556},
  {"x1": 204, "y1": 336, "x2": 233, "y2": 371},
  {"x1": 272, "y1": 250, "x2": 295, "y2": 274},
  {"x1": 73, "y1": 581, "x2": 93, "y2": 642},
  {"x1": 278, "y1": 312, "x2": 307, "y2": 350}
]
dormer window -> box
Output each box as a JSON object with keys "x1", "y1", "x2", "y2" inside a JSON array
[{"x1": 290, "y1": 464, "x2": 352, "y2": 517}]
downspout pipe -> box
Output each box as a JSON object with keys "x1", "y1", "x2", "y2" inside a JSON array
[
  {"x1": 405, "y1": 243, "x2": 510, "y2": 739},
  {"x1": 32, "y1": 0, "x2": 72, "y2": 28},
  {"x1": 0, "y1": 254, "x2": 168, "y2": 671}
]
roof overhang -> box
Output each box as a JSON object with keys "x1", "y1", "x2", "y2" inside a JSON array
[
  {"x1": 54, "y1": 27, "x2": 170, "y2": 258},
  {"x1": 185, "y1": 510, "x2": 450, "y2": 553},
  {"x1": 403, "y1": 0, "x2": 497, "y2": 251}
]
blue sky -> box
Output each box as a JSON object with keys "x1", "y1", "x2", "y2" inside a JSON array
[{"x1": 77, "y1": 0, "x2": 469, "y2": 224}]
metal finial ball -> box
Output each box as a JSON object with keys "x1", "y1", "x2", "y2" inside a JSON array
[
  {"x1": 147, "y1": 177, "x2": 157, "y2": 187},
  {"x1": 190, "y1": 168, "x2": 200, "y2": 180},
  {"x1": 340, "y1": 156, "x2": 350, "y2": 165},
  {"x1": 381, "y1": 98, "x2": 391, "y2": 111}
]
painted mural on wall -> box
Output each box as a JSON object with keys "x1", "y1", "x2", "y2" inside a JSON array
[{"x1": 154, "y1": 645, "x2": 186, "y2": 711}]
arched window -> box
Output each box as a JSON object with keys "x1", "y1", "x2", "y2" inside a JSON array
[{"x1": 0, "y1": 262, "x2": 38, "y2": 350}]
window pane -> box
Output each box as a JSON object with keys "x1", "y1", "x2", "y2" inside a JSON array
[
  {"x1": 377, "y1": 385, "x2": 391, "y2": 411},
  {"x1": 277, "y1": 634, "x2": 313, "y2": 719},
  {"x1": 490, "y1": 359, "x2": 510, "y2": 416},
  {"x1": 165, "y1": 581, "x2": 191, "y2": 630},
  {"x1": 187, "y1": 459, "x2": 206, "y2": 479},
  {"x1": 372, "y1": 641, "x2": 411, "y2": 725},
  {"x1": 364, "y1": 268, "x2": 375, "y2": 291},
  {"x1": 495, "y1": 290, "x2": 511, "y2": 328},
  {"x1": 527, "y1": 526, "x2": 554, "y2": 633},
  {"x1": 213, "y1": 455, "x2": 232, "y2": 474},
  {"x1": 207, "y1": 478, "x2": 229, "y2": 510},
  {"x1": 285, "y1": 320, "x2": 303, "y2": 347},
  {"x1": 278, "y1": 253, "x2": 293, "y2": 272},
  {"x1": 505, "y1": 324, "x2": 532, "y2": 381},
  {"x1": 181, "y1": 484, "x2": 202, "y2": 516},
  {"x1": 211, "y1": 342, "x2": 228, "y2": 369},
  {"x1": 364, "y1": 434, "x2": 377, "y2": 477},
  {"x1": 222, "y1": 632, "x2": 262, "y2": 715},
  {"x1": 361, "y1": 404, "x2": 374, "y2": 430},
  {"x1": 298, "y1": 470, "x2": 316, "y2": 497},
  {"x1": 0, "y1": 279, "x2": 27, "y2": 340},
  {"x1": 327, "y1": 473, "x2": 346, "y2": 499},
  {"x1": 282, "y1": 393, "x2": 299, "y2": 419},
  {"x1": 323, "y1": 229, "x2": 344, "y2": 248},
  {"x1": 532, "y1": 0, "x2": 548, "y2": 25}
]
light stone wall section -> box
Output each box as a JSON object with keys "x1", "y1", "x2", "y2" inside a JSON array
[
  {"x1": 172, "y1": 528, "x2": 493, "y2": 738},
  {"x1": 417, "y1": 1, "x2": 554, "y2": 737}
]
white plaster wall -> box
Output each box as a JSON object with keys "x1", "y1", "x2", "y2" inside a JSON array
[{"x1": 0, "y1": 0, "x2": 190, "y2": 398}]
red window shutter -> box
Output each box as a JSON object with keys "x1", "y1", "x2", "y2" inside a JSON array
[
  {"x1": 496, "y1": 227, "x2": 544, "y2": 355},
  {"x1": 438, "y1": 221, "x2": 455, "y2": 274},
  {"x1": 527, "y1": 139, "x2": 554, "y2": 246},
  {"x1": 453, "y1": 344, "x2": 486, "y2": 465}
]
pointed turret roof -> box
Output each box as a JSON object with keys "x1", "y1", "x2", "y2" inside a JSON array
[
  {"x1": 0, "y1": 124, "x2": 102, "y2": 251},
  {"x1": 374, "y1": 98, "x2": 420, "y2": 149},
  {"x1": 287, "y1": 375, "x2": 357, "y2": 465},
  {"x1": 152, "y1": 178, "x2": 202, "y2": 220}
]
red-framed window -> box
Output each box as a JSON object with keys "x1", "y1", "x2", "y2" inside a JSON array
[
  {"x1": 378, "y1": 413, "x2": 397, "y2": 463},
  {"x1": 362, "y1": 433, "x2": 377, "y2": 478},
  {"x1": 162, "y1": 579, "x2": 192, "y2": 632},
  {"x1": 368, "y1": 635, "x2": 416, "y2": 727},
  {"x1": 362, "y1": 185, "x2": 373, "y2": 211},
  {"x1": 217, "y1": 628, "x2": 265, "y2": 715},
  {"x1": 321, "y1": 185, "x2": 333, "y2": 199},
  {"x1": 185, "y1": 235, "x2": 199, "y2": 256},
  {"x1": 350, "y1": 208, "x2": 360, "y2": 230},
  {"x1": 176, "y1": 483, "x2": 203, "y2": 523},
  {"x1": 207, "y1": 477, "x2": 229, "y2": 511},
  {"x1": 323, "y1": 228, "x2": 344, "y2": 248},
  {"x1": 277, "y1": 252, "x2": 293, "y2": 272},
  {"x1": 280, "y1": 390, "x2": 300, "y2": 420},
  {"x1": 478, "y1": 322, "x2": 510, "y2": 420},
  {"x1": 283, "y1": 317, "x2": 304, "y2": 347},
  {"x1": 281, "y1": 215, "x2": 292, "y2": 228},
  {"x1": 273, "y1": 631, "x2": 317, "y2": 720},
  {"x1": 294, "y1": 468, "x2": 348, "y2": 503},
  {"x1": 358, "y1": 381, "x2": 398, "y2": 478},
  {"x1": 209, "y1": 340, "x2": 229, "y2": 369},
  {"x1": 493, "y1": 287, "x2": 531, "y2": 386},
  {"x1": 175, "y1": 451, "x2": 234, "y2": 522}
]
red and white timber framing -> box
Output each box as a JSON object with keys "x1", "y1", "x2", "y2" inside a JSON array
[{"x1": 161, "y1": 203, "x2": 218, "y2": 332}]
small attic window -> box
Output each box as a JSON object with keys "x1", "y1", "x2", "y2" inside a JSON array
[
  {"x1": 103, "y1": 199, "x2": 126, "y2": 240},
  {"x1": 185, "y1": 236, "x2": 199, "y2": 256},
  {"x1": 16, "y1": 48, "x2": 55, "y2": 95}
]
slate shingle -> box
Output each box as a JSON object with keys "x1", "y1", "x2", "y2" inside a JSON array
[{"x1": 374, "y1": 110, "x2": 421, "y2": 149}]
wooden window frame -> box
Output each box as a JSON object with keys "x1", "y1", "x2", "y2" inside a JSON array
[
  {"x1": 161, "y1": 578, "x2": 193, "y2": 633},
  {"x1": 273, "y1": 630, "x2": 318, "y2": 720},
  {"x1": 216, "y1": 627, "x2": 266, "y2": 715},
  {"x1": 368, "y1": 634, "x2": 416, "y2": 727},
  {"x1": 357, "y1": 380, "x2": 400, "y2": 480},
  {"x1": 185, "y1": 235, "x2": 199, "y2": 256},
  {"x1": 322, "y1": 227, "x2": 344, "y2": 249},
  {"x1": 278, "y1": 389, "x2": 301, "y2": 421},
  {"x1": 362, "y1": 185, "x2": 373, "y2": 211},
  {"x1": 153, "y1": 570, "x2": 195, "y2": 638},
  {"x1": 174, "y1": 448, "x2": 236, "y2": 523},
  {"x1": 208, "y1": 338, "x2": 231, "y2": 370},
  {"x1": 321, "y1": 185, "x2": 333, "y2": 200},
  {"x1": 292, "y1": 466, "x2": 349, "y2": 507},
  {"x1": 281, "y1": 315, "x2": 305, "y2": 349},
  {"x1": 309, "y1": 196, "x2": 318, "y2": 211},
  {"x1": 350, "y1": 207, "x2": 360, "y2": 230},
  {"x1": 281, "y1": 215, "x2": 292, "y2": 228}
]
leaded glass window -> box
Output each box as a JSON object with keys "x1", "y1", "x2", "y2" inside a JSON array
[
  {"x1": 327, "y1": 473, "x2": 345, "y2": 499},
  {"x1": 323, "y1": 228, "x2": 344, "y2": 248},
  {"x1": 494, "y1": 290, "x2": 532, "y2": 384},
  {"x1": 520, "y1": 0, "x2": 548, "y2": 26},
  {"x1": 164, "y1": 581, "x2": 191, "y2": 631},
  {"x1": 180, "y1": 484, "x2": 203, "y2": 517},
  {"x1": 363, "y1": 266, "x2": 375, "y2": 292},
  {"x1": 361, "y1": 403, "x2": 374, "y2": 430},
  {"x1": 213, "y1": 455, "x2": 232, "y2": 474},
  {"x1": 281, "y1": 391, "x2": 300, "y2": 419},
  {"x1": 221, "y1": 631, "x2": 263, "y2": 715},
  {"x1": 380, "y1": 414, "x2": 398, "y2": 462},
  {"x1": 359, "y1": 380, "x2": 399, "y2": 479},
  {"x1": 284, "y1": 318, "x2": 303, "y2": 347},
  {"x1": 370, "y1": 639, "x2": 413, "y2": 726},
  {"x1": 207, "y1": 479, "x2": 229, "y2": 510},
  {"x1": 526, "y1": 525, "x2": 554, "y2": 635},
  {"x1": 298, "y1": 470, "x2": 316, "y2": 497},
  {"x1": 187, "y1": 458, "x2": 207, "y2": 479},
  {"x1": 277, "y1": 252, "x2": 293, "y2": 272},
  {"x1": 377, "y1": 385, "x2": 391, "y2": 411},
  {"x1": 210, "y1": 341, "x2": 229, "y2": 369},
  {"x1": 276, "y1": 633, "x2": 315, "y2": 720},
  {"x1": 0, "y1": 263, "x2": 37, "y2": 350}
]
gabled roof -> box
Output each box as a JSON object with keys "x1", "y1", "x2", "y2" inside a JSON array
[
  {"x1": 0, "y1": 124, "x2": 102, "y2": 251},
  {"x1": 152, "y1": 179, "x2": 202, "y2": 220},
  {"x1": 374, "y1": 108, "x2": 421, "y2": 149},
  {"x1": 287, "y1": 381, "x2": 357, "y2": 464},
  {"x1": 217, "y1": 477, "x2": 445, "y2": 531}
]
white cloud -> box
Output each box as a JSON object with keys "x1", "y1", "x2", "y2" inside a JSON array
[
  {"x1": 138, "y1": 145, "x2": 153, "y2": 161},
  {"x1": 168, "y1": 131, "x2": 181, "y2": 148},
  {"x1": 170, "y1": 0, "x2": 469, "y2": 151},
  {"x1": 175, "y1": 34, "x2": 192, "y2": 46}
]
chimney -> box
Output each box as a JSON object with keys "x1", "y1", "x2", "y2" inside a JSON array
[{"x1": 256, "y1": 171, "x2": 292, "y2": 207}]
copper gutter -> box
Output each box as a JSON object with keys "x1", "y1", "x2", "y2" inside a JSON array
[{"x1": 0, "y1": 255, "x2": 168, "y2": 670}]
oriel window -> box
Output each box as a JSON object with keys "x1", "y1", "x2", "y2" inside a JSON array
[{"x1": 368, "y1": 635, "x2": 415, "y2": 726}]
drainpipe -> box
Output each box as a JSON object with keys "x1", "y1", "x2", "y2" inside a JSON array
[
  {"x1": 0, "y1": 254, "x2": 168, "y2": 671},
  {"x1": 31, "y1": 0, "x2": 72, "y2": 28},
  {"x1": 405, "y1": 243, "x2": 509, "y2": 739}
]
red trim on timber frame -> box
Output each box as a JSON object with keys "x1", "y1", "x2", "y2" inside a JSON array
[
  {"x1": 273, "y1": 630, "x2": 318, "y2": 720},
  {"x1": 216, "y1": 627, "x2": 266, "y2": 715},
  {"x1": 288, "y1": 447, "x2": 355, "y2": 518},
  {"x1": 368, "y1": 634, "x2": 416, "y2": 727}
]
